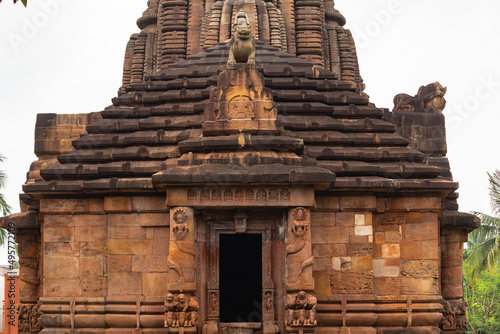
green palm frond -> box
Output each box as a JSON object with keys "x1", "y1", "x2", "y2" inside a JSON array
[
  {"x1": 469, "y1": 212, "x2": 500, "y2": 244},
  {"x1": 0, "y1": 194, "x2": 12, "y2": 216},
  {"x1": 0, "y1": 227, "x2": 7, "y2": 246},
  {"x1": 471, "y1": 211, "x2": 500, "y2": 226},
  {"x1": 0, "y1": 170, "x2": 7, "y2": 188},
  {"x1": 0, "y1": 154, "x2": 11, "y2": 216},
  {"x1": 489, "y1": 170, "x2": 500, "y2": 216},
  {"x1": 466, "y1": 237, "x2": 500, "y2": 279},
  {"x1": 490, "y1": 236, "x2": 500, "y2": 268},
  {"x1": 0, "y1": 154, "x2": 7, "y2": 188},
  {"x1": 466, "y1": 170, "x2": 500, "y2": 279}
]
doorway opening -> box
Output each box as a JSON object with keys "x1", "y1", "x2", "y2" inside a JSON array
[{"x1": 219, "y1": 233, "x2": 263, "y2": 323}]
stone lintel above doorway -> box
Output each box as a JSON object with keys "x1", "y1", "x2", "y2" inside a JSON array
[{"x1": 166, "y1": 186, "x2": 315, "y2": 208}]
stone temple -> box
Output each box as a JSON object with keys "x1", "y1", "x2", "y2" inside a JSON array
[{"x1": 0, "y1": 1, "x2": 479, "y2": 333}]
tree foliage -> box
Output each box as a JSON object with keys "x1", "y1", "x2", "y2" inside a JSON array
[
  {"x1": 0, "y1": 154, "x2": 12, "y2": 216},
  {"x1": 464, "y1": 263, "x2": 500, "y2": 333},
  {"x1": 466, "y1": 171, "x2": 500, "y2": 278},
  {"x1": 464, "y1": 171, "x2": 500, "y2": 332},
  {"x1": 0, "y1": 154, "x2": 12, "y2": 246},
  {"x1": 0, "y1": 0, "x2": 28, "y2": 6},
  {"x1": 0, "y1": 226, "x2": 6, "y2": 246}
]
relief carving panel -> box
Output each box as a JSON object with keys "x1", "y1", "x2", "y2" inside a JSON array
[
  {"x1": 166, "y1": 186, "x2": 315, "y2": 208},
  {"x1": 286, "y1": 207, "x2": 314, "y2": 292},
  {"x1": 164, "y1": 293, "x2": 199, "y2": 329},
  {"x1": 167, "y1": 207, "x2": 196, "y2": 293}
]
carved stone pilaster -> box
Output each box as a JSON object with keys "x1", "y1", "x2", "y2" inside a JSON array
[
  {"x1": 286, "y1": 207, "x2": 314, "y2": 292},
  {"x1": 167, "y1": 207, "x2": 196, "y2": 293},
  {"x1": 286, "y1": 207, "x2": 316, "y2": 333},
  {"x1": 166, "y1": 207, "x2": 198, "y2": 333},
  {"x1": 18, "y1": 228, "x2": 40, "y2": 302}
]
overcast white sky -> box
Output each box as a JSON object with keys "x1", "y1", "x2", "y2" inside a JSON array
[{"x1": 1, "y1": 0, "x2": 499, "y2": 264}]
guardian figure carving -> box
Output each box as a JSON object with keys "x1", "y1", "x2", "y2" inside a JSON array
[{"x1": 227, "y1": 10, "x2": 256, "y2": 69}]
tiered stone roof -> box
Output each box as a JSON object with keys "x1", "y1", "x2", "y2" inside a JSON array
[
  {"x1": 24, "y1": 41, "x2": 456, "y2": 197},
  {"x1": 121, "y1": 0, "x2": 365, "y2": 93}
]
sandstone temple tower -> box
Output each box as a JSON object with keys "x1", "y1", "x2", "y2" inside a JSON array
[{"x1": 1, "y1": 1, "x2": 478, "y2": 333}]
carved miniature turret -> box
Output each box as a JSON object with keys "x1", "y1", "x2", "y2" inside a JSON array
[
  {"x1": 325, "y1": 0, "x2": 346, "y2": 26},
  {"x1": 137, "y1": 0, "x2": 159, "y2": 30},
  {"x1": 120, "y1": 0, "x2": 160, "y2": 91}
]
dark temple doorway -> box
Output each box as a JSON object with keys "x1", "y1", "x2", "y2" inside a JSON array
[{"x1": 219, "y1": 233, "x2": 263, "y2": 323}]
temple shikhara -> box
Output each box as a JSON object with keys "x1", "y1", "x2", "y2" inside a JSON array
[{"x1": 1, "y1": 1, "x2": 480, "y2": 333}]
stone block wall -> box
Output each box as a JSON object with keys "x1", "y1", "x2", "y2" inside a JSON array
[
  {"x1": 311, "y1": 194, "x2": 443, "y2": 332},
  {"x1": 39, "y1": 196, "x2": 169, "y2": 299},
  {"x1": 312, "y1": 195, "x2": 377, "y2": 296},
  {"x1": 373, "y1": 197, "x2": 441, "y2": 297}
]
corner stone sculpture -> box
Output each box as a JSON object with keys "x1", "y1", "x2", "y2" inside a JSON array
[
  {"x1": 227, "y1": 10, "x2": 256, "y2": 69},
  {"x1": 393, "y1": 82, "x2": 447, "y2": 113}
]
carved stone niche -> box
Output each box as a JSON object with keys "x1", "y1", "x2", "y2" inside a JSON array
[
  {"x1": 168, "y1": 207, "x2": 197, "y2": 293},
  {"x1": 202, "y1": 211, "x2": 282, "y2": 334},
  {"x1": 285, "y1": 207, "x2": 316, "y2": 334}
]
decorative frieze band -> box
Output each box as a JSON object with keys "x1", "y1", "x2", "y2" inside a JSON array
[{"x1": 166, "y1": 186, "x2": 315, "y2": 207}]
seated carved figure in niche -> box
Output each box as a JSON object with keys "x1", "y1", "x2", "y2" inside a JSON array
[{"x1": 227, "y1": 10, "x2": 255, "y2": 69}]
